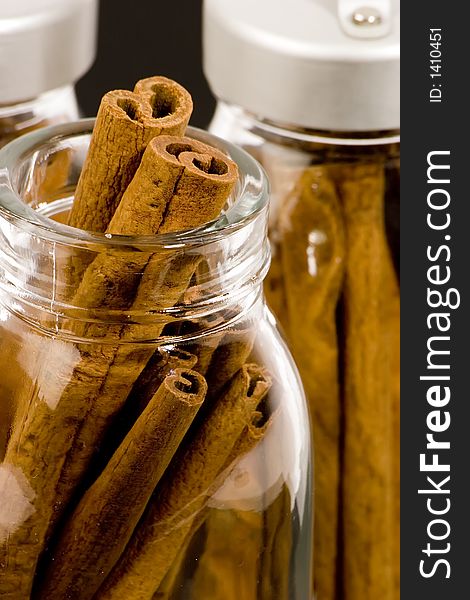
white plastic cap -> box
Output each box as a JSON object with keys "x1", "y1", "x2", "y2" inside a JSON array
[
  {"x1": 0, "y1": 0, "x2": 98, "y2": 104},
  {"x1": 203, "y1": 0, "x2": 400, "y2": 131}
]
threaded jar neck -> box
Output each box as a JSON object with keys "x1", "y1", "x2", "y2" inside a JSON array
[
  {"x1": 0, "y1": 120, "x2": 270, "y2": 342},
  {"x1": 211, "y1": 102, "x2": 400, "y2": 149}
]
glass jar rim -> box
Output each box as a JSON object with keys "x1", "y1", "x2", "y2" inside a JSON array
[
  {"x1": 0, "y1": 86, "x2": 75, "y2": 118},
  {"x1": 217, "y1": 102, "x2": 400, "y2": 147},
  {"x1": 0, "y1": 118, "x2": 269, "y2": 250}
]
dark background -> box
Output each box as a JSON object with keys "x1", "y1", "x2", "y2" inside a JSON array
[{"x1": 76, "y1": 0, "x2": 215, "y2": 128}]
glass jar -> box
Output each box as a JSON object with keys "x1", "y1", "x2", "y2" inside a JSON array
[
  {"x1": 0, "y1": 0, "x2": 98, "y2": 148},
  {"x1": 204, "y1": 1, "x2": 400, "y2": 598},
  {"x1": 210, "y1": 104, "x2": 400, "y2": 599},
  {"x1": 0, "y1": 121, "x2": 312, "y2": 600},
  {"x1": 0, "y1": 87, "x2": 80, "y2": 150}
]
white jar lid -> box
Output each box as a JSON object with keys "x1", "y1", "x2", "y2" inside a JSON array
[
  {"x1": 0, "y1": 0, "x2": 98, "y2": 104},
  {"x1": 203, "y1": 0, "x2": 400, "y2": 132}
]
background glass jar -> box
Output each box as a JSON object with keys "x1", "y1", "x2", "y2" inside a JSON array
[
  {"x1": 210, "y1": 104, "x2": 400, "y2": 600},
  {"x1": 0, "y1": 0, "x2": 98, "y2": 148},
  {"x1": 0, "y1": 122, "x2": 312, "y2": 600},
  {"x1": 0, "y1": 87, "x2": 80, "y2": 150},
  {"x1": 204, "y1": 0, "x2": 400, "y2": 597}
]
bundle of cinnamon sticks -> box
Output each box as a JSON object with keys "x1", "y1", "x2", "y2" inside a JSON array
[
  {"x1": 266, "y1": 158, "x2": 400, "y2": 600},
  {"x1": 0, "y1": 76, "x2": 279, "y2": 600}
]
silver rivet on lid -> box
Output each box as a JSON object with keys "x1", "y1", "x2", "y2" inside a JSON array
[{"x1": 352, "y1": 7, "x2": 383, "y2": 26}]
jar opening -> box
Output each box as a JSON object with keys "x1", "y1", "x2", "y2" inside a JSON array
[
  {"x1": 0, "y1": 119, "x2": 269, "y2": 251},
  {"x1": 0, "y1": 120, "x2": 270, "y2": 340}
]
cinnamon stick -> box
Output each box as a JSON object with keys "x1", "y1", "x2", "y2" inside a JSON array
[
  {"x1": 0, "y1": 135, "x2": 237, "y2": 598},
  {"x1": 107, "y1": 135, "x2": 237, "y2": 235},
  {"x1": 225, "y1": 405, "x2": 276, "y2": 468},
  {"x1": 69, "y1": 134, "x2": 238, "y2": 327},
  {"x1": 151, "y1": 511, "x2": 209, "y2": 600},
  {"x1": 37, "y1": 369, "x2": 207, "y2": 600},
  {"x1": 204, "y1": 327, "x2": 255, "y2": 398},
  {"x1": 279, "y1": 166, "x2": 345, "y2": 600},
  {"x1": 191, "y1": 509, "x2": 263, "y2": 600},
  {"x1": 186, "y1": 317, "x2": 225, "y2": 376},
  {"x1": 153, "y1": 406, "x2": 275, "y2": 600},
  {"x1": 189, "y1": 407, "x2": 276, "y2": 600},
  {"x1": 124, "y1": 347, "x2": 198, "y2": 418},
  {"x1": 0, "y1": 325, "x2": 25, "y2": 460},
  {"x1": 381, "y1": 224, "x2": 400, "y2": 598},
  {"x1": 337, "y1": 163, "x2": 396, "y2": 600},
  {"x1": 68, "y1": 77, "x2": 193, "y2": 232},
  {"x1": 95, "y1": 364, "x2": 272, "y2": 600},
  {"x1": 79, "y1": 347, "x2": 199, "y2": 490},
  {"x1": 55, "y1": 136, "x2": 238, "y2": 512}
]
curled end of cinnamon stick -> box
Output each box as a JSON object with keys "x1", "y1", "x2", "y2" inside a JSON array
[
  {"x1": 108, "y1": 135, "x2": 239, "y2": 235},
  {"x1": 164, "y1": 368, "x2": 208, "y2": 407},
  {"x1": 68, "y1": 78, "x2": 193, "y2": 232},
  {"x1": 165, "y1": 348, "x2": 198, "y2": 372},
  {"x1": 134, "y1": 76, "x2": 193, "y2": 134},
  {"x1": 153, "y1": 135, "x2": 238, "y2": 185},
  {"x1": 242, "y1": 363, "x2": 272, "y2": 415},
  {"x1": 101, "y1": 81, "x2": 192, "y2": 136}
]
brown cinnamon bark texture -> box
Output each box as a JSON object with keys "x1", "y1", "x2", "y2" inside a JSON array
[
  {"x1": 68, "y1": 77, "x2": 193, "y2": 232},
  {"x1": 153, "y1": 407, "x2": 275, "y2": 600},
  {"x1": 337, "y1": 163, "x2": 396, "y2": 600},
  {"x1": 55, "y1": 136, "x2": 238, "y2": 515},
  {"x1": 0, "y1": 132, "x2": 238, "y2": 598},
  {"x1": 0, "y1": 327, "x2": 25, "y2": 460},
  {"x1": 124, "y1": 348, "x2": 198, "y2": 417},
  {"x1": 278, "y1": 166, "x2": 345, "y2": 600},
  {"x1": 227, "y1": 408, "x2": 275, "y2": 465},
  {"x1": 37, "y1": 369, "x2": 207, "y2": 600},
  {"x1": 191, "y1": 509, "x2": 264, "y2": 600},
  {"x1": 107, "y1": 134, "x2": 238, "y2": 235},
  {"x1": 189, "y1": 407, "x2": 276, "y2": 600},
  {"x1": 95, "y1": 364, "x2": 272, "y2": 600},
  {"x1": 187, "y1": 318, "x2": 225, "y2": 376},
  {"x1": 81, "y1": 348, "x2": 199, "y2": 488},
  {"x1": 204, "y1": 327, "x2": 256, "y2": 398},
  {"x1": 151, "y1": 510, "x2": 209, "y2": 600},
  {"x1": 67, "y1": 134, "x2": 238, "y2": 332}
]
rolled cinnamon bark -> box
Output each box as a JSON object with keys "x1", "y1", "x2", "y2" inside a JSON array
[
  {"x1": 279, "y1": 166, "x2": 345, "y2": 600},
  {"x1": 126, "y1": 347, "x2": 198, "y2": 415},
  {"x1": 68, "y1": 77, "x2": 193, "y2": 232},
  {"x1": 191, "y1": 509, "x2": 263, "y2": 600},
  {"x1": 0, "y1": 136, "x2": 237, "y2": 599},
  {"x1": 56, "y1": 137, "x2": 238, "y2": 516},
  {"x1": 75, "y1": 347, "x2": 199, "y2": 492},
  {"x1": 186, "y1": 315, "x2": 226, "y2": 376},
  {"x1": 381, "y1": 230, "x2": 400, "y2": 598},
  {"x1": 204, "y1": 327, "x2": 255, "y2": 398},
  {"x1": 37, "y1": 369, "x2": 207, "y2": 600},
  {"x1": 70, "y1": 135, "x2": 239, "y2": 323},
  {"x1": 108, "y1": 135, "x2": 238, "y2": 235},
  {"x1": 153, "y1": 407, "x2": 275, "y2": 600},
  {"x1": 189, "y1": 408, "x2": 276, "y2": 600},
  {"x1": 226, "y1": 406, "x2": 276, "y2": 467},
  {"x1": 95, "y1": 364, "x2": 272, "y2": 600},
  {"x1": 337, "y1": 163, "x2": 396, "y2": 600}
]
